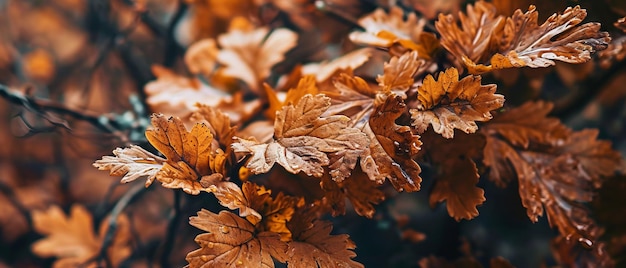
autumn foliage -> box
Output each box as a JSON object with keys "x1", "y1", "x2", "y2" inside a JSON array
[{"x1": 1, "y1": 0, "x2": 626, "y2": 267}]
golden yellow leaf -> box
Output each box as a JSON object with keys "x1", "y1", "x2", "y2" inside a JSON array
[
  {"x1": 377, "y1": 51, "x2": 423, "y2": 92},
  {"x1": 410, "y1": 67, "x2": 504, "y2": 138},
  {"x1": 263, "y1": 75, "x2": 319, "y2": 121},
  {"x1": 145, "y1": 114, "x2": 225, "y2": 194}
]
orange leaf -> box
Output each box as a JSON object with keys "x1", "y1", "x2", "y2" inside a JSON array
[
  {"x1": 145, "y1": 114, "x2": 225, "y2": 194},
  {"x1": 365, "y1": 94, "x2": 422, "y2": 192},
  {"x1": 31, "y1": 205, "x2": 131, "y2": 268},
  {"x1": 187, "y1": 210, "x2": 288, "y2": 268},
  {"x1": 410, "y1": 67, "x2": 504, "y2": 138}
]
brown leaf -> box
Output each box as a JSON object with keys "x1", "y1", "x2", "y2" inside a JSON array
[
  {"x1": 145, "y1": 65, "x2": 231, "y2": 119},
  {"x1": 410, "y1": 67, "x2": 504, "y2": 139},
  {"x1": 187, "y1": 210, "x2": 288, "y2": 268},
  {"x1": 264, "y1": 75, "x2": 319, "y2": 121},
  {"x1": 206, "y1": 181, "x2": 265, "y2": 220},
  {"x1": 320, "y1": 169, "x2": 385, "y2": 218},
  {"x1": 422, "y1": 131, "x2": 486, "y2": 221},
  {"x1": 93, "y1": 145, "x2": 166, "y2": 187},
  {"x1": 191, "y1": 104, "x2": 238, "y2": 151},
  {"x1": 350, "y1": 7, "x2": 436, "y2": 58},
  {"x1": 232, "y1": 94, "x2": 369, "y2": 181},
  {"x1": 145, "y1": 114, "x2": 225, "y2": 194},
  {"x1": 302, "y1": 48, "x2": 373, "y2": 83},
  {"x1": 436, "y1": 1, "x2": 506, "y2": 66},
  {"x1": 217, "y1": 24, "x2": 297, "y2": 91},
  {"x1": 377, "y1": 51, "x2": 423, "y2": 92},
  {"x1": 437, "y1": 2, "x2": 610, "y2": 73},
  {"x1": 481, "y1": 103, "x2": 622, "y2": 247},
  {"x1": 185, "y1": 38, "x2": 219, "y2": 78},
  {"x1": 365, "y1": 94, "x2": 422, "y2": 192},
  {"x1": 285, "y1": 209, "x2": 363, "y2": 268},
  {"x1": 617, "y1": 16, "x2": 626, "y2": 33},
  {"x1": 31, "y1": 205, "x2": 131, "y2": 268}
]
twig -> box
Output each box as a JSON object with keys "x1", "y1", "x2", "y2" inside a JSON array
[
  {"x1": 552, "y1": 58, "x2": 626, "y2": 118},
  {"x1": 160, "y1": 190, "x2": 183, "y2": 267},
  {"x1": 94, "y1": 182, "x2": 147, "y2": 267},
  {"x1": 163, "y1": 0, "x2": 188, "y2": 67},
  {"x1": 0, "y1": 180, "x2": 32, "y2": 227},
  {"x1": 0, "y1": 83, "x2": 131, "y2": 144}
]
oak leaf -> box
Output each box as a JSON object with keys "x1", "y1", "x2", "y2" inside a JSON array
[
  {"x1": 217, "y1": 23, "x2": 297, "y2": 91},
  {"x1": 421, "y1": 131, "x2": 485, "y2": 221},
  {"x1": 365, "y1": 94, "x2": 423, "y2": 192},
  {"x1": 186, "y1": 210, "x2": 288, "y2": 268},
  {"x1": 31, "y1": 205, "x2": 131, "y2": 268},
  {"x1": 232, "y1": 94, "x2": 369, "y2": 182},
  {"x1": 410, "y1": 67, "x2": 504, "y2": 139},
  {"x1": 285, "y1": 209, "x2": 363, "y2": 268},
  {"x1": 436, "y1": 2, "x2": 610, "y2": 73},
  {"x1": 93, "y1": 145, "x2": 165, "y2": 187},
  {"x1": 481, "y1": 102, "x2": 622, "y2": 247},
  {"x1": 145, "y1": 114, "x2": 226, "y2": 194}
]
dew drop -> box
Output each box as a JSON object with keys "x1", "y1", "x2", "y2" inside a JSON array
[
  {"x1": 236, "y1": 260, "x2": 244, "y2": 266},
  {"x1": 201, "y1": 255, "x2": 209, "y2": 262},
  {"x1": 207, "y1": 242, "x2": 215, "y2": 249},
  {"x1": 220, "y1": 225, "x2": 230, "y2": 234}
]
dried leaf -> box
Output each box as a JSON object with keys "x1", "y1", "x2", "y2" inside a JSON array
[
  {"x1": 377, "y1": 51, "x2": 423, "y2": 92},
  {"x1": 285, "y1": 209, "x2": 363, "y2": 268},
  {"x1": 31, "y1": 205, "x2": 131, "y2": 268},
  {"x1": 437, "y1": 2, "x2": 610, "y2": 73},
  {"x1": 302, "y1": 48, "x2": 373, "y2": 83},
  {"x1": 481, "y1": 102, "x2": 622, "y2": 247},
  {"x1": 145, "y1": 65, "x2": 231, "y2": 119},
  {"x1": 410, "y1": 67, "x2": 504, "y2": 139},
  {"x1": 191, "y1": 105, "x2": 238, "y2": 151},
  {"x1": 185, "y1": 38, "x2": 219, "y2": 78},
  {"x1": 320, "y1": 169, "x2": 385, "y2": 218},
  {"x1": 436, "y1": 1, "x2": 505, "y2": 66},
  {"x1": 264, "y1": 75, "x2": 319, "y2": 121},
  {"x1": 93, "y1": 145, "x2": 166, "y2": 187},
  {"x1": 617, "y1": 16, "x2": 626, "y2": 33},
  {"x1": 206, "y1": 181, "x2": 265, "y2": 220},
  {"x1": 217, "y1": 25, "x2": 298, "y2": 91},
  {"x1": 350, "y1": 7, "x2": 436, "y2": 58},
  {"x1": 365, "y1": 94, "x2": 422, "y2": 192},
  {"x1": 422, "y1": 131, "x2": 485, "y2": 221},
  {"x1": 232, "y1": 94, "x2": 369, "y2": 181},
  {"x1": 145, "y1": 114, "x2": 225, "y2": 194},
  {"x1": 187, "y1": 210, "x2": 288, "y2": 268}
]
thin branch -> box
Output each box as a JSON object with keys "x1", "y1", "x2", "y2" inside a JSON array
[
  {"x1": 160, "y1": 190, "x2": 183, "y2": 267},
  {"x1": 0, "y1": 180, "x2": 32, "y2": 227},
  {"x1": 0, "y1": 84, "x2": 131, "y2": 144},
  {"x1": 94, "y1": 182, "x2": 147, "y2": 267},
  {"x1": 163, "y1": 1, "x2": 188, "y2": 67}
]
